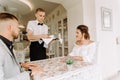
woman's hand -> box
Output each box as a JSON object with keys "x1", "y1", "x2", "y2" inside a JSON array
[{"x1": 73, "y1": 56, "x2": 83, "y2": 61}]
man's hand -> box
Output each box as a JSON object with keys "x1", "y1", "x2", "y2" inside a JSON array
[
  {"x1": 20, "y1": 62, "x2": 44, "y2": 76},
  {"x1": 29, "y1": 66, "x2": 44, "y2": 76},
  {"x1": 20, "y1": 62, "x2": 38, "y2": 69}
]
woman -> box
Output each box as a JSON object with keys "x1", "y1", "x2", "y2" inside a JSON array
[
  {"x1": 68, "y1": 25, "x2": 101, "y2": 80},
  {"x1": 69, "y1": 25, "x2": 97, "y2": 64}
]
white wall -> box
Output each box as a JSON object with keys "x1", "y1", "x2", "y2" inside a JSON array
[
  {"x1": 82, "y1": 0, "x2": 96, "y2": 40},
  {"x1": 95, "y1": 0, "x2": 120, "y2": 79},
  {"x1": 117, "y1": 1, "x2": 120, "y2": 72},
  {"x1": 67, "y1": 1, "x2": 83, "y2": 52}
]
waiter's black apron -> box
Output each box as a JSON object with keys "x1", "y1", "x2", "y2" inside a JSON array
[{"x1": 30, "y1": 41, "x2": 46, "y2": 61}]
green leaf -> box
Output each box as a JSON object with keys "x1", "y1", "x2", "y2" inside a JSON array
[{"x1": 66, "y1": 59, "x2": 74, "y2": 65}]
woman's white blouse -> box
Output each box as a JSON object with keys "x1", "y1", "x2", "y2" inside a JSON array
[{"x1": 69, "y1": 42, "x2": 97, "y2": 63}]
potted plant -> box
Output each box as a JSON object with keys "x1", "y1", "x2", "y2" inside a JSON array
[{"x1": 65, "y1": 58, "x2": 74, "y2": 70}]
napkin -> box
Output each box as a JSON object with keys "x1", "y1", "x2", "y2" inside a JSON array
[{"x1": 42, "y1": 35, "x2": 54, "y2": 45}]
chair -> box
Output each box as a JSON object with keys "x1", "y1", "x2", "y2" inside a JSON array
[
  {"x1": 92, "y1": 42, "x2": 100, "y2": 64},
  {"x1": 47, "y1": 40, "x2": 56, "y2": 58},
  {"x1": 13, "y1": 41, "x2": 30, "y2": 62},
  {"x1": 13, "y1": 42, "x2": 25, "y2": 62}
]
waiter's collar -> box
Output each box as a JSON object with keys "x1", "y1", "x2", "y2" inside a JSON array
[{"x1": 36, "y1": 20, "x2": 43, "y2": 24}]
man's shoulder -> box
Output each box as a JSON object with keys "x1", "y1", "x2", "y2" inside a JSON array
[{"x1": 0, "y1": 40, "x2": 7, "y2": 55}]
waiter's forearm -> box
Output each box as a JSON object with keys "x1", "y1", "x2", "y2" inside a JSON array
[
  {"x1": 27, "y1": 34, "x2": 42, "y2": 40},
  {"x1": 27, "y1": 34, "x2": 49, "y2": 40}
]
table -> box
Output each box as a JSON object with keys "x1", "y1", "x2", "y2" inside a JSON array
[{"x1": 32, "y1": 57, "x2": 101, "y2": 80}]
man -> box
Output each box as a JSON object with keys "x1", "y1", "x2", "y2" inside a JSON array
[
  {"x1": 27, "y1": 8, "x2": 49, "y2": 61},
  {"x1": 0, "y1": 13, "x2": 41, "y2": 80}
]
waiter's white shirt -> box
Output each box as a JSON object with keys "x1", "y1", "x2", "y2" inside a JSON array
[{"x1": 27, "y1": 20, "x2": 48, "y2": 47}]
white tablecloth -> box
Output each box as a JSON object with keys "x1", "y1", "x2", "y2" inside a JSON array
[{"x1": 33, "y1": 57, "x2": 101, "y2": 80}]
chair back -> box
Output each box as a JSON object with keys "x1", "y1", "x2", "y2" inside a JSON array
[
  {"x1": 92, "y1": 42, "x2": 99, "y2": 64},
  {"x1": 47, "y1": 41, "x2": 56, "y2": 58}
]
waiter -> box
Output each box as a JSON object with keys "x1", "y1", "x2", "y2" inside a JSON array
[{"x1": 27, "y1": 8, "x2": 49, "y2": 61}]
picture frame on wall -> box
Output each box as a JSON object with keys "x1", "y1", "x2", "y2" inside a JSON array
[{"x1": 101, "y1": 7, "x2": 112, "y2": 31}]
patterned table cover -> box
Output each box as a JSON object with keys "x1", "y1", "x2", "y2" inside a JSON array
[{"x1": 32, "y1": 57, "x2": 101, "y2": 80}]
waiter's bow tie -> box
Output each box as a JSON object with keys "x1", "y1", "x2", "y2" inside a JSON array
[{"x1": 38, "y1": 23, "x2": 43, "y2": 26}]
